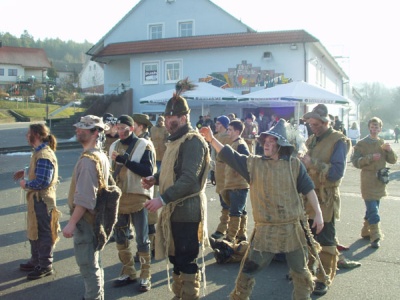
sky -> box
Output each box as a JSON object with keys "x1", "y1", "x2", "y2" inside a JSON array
[{"x1": 2, "y1": 0, "x2": 399, "y2": 87}]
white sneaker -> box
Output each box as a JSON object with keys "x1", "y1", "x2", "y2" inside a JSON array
[{"x1": 139, "y1": 278, "x2": 151, "y2": 292}]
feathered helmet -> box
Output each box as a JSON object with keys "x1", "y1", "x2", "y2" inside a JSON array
[{"x1": 165, "y1": 78, "x2": 197, "y2": 116}]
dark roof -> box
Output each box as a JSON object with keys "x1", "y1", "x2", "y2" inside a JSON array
[
  {"x1": 90, "y1": 30, "x2": 318, "y2": 59},
  {"x1": 0, "y1": 46, "x2": 51, "y2": 69}
]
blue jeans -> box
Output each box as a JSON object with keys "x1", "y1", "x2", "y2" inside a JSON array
[
  {"x1": 227, "y1": 189, "x2": 248, "y2": 217},
  {"x1": 156, "y1": 160, "x2": 162, "y2": 172},
  {"x1": 74, "y1": 218, "x2": 104, "y2": 300},
  {"x1": 115, "y1": 209, "x2": 150, "y2": 252},
  {"x1": 30, "y1": 198, "x2": 53, "y2": 268},
  {"x1": 219, "y1": 194, "x2": 230, "y2": 210},
  {"x1": 364, "y1": 200, "x2": 380, "y2": 225}
]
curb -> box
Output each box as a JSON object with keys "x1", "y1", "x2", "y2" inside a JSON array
[{"x1": 0, "y1": 141, "x2": 81, "y2": 155}]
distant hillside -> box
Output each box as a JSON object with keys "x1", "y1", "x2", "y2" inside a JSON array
[{"x1": 0, "y1": 30, "x2": 93, "y2": 65}]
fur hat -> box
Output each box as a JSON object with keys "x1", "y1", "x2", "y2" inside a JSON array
[
  {"x1": 258, "y1": 119, "x2": 294, "y2": 153},
  {"x1": 303, "y1": 104, "x2": 329, "y2": 123},
  {"x1": 217, "y1": 115, "x2": 230, "y2": 129},
  {"x1": 74, "y1": 115, "x2": 109, "y2": 130},
  {"x1": 117, "y1": 115, "x2": 134, "y2": 127},
  {"x1": 132, "y1": 113, "x2": 153, "y2": 128}
]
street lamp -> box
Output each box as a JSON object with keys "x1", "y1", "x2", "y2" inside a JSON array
[{"x1": 45, "y1": 76, "x2": 50, "y2": 120}]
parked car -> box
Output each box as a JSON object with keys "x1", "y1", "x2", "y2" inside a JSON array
[{"x1": 380, "y1": 129, "x2": 394, "y2": 140}]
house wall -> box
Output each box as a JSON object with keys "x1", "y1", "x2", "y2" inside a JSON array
[
  {"x1": 98, "y1": 0, "x2": 346, "y2": 125},
  {"x1": 0, "y1": 64, "x2": 24, "y2": 84},
  {"x1": 80, "y1": 61, "x2": 104, "y2": 89},
  {"x1": 105, "y1": 0, "x2": 250, "y2": 45},
  {"x1": 104, "y1": 43, "x2": 307, "y2": 106}
]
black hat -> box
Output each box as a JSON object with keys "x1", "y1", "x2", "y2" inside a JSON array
[
  {"x1": 103, "y1": 113, "x2": 117, "y2": 125},
  {"x1": 258, "y1": 119, "x2": 294, "y2": 153},
  {"x1": 117, "y1": 115, "x2": 134, "y2": 127}
]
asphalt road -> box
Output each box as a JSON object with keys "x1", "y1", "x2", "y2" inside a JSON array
[{"x1": 0, "y1": 132, "x2": 400, "y2": 299}]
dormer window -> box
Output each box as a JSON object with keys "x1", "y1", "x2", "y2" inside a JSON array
[
  {"x1": 149, "y1": 24, "x2": 164, "y2": 40},
  {"x1": 179, "y1": 21, "x2": 193, "y2": 37}
]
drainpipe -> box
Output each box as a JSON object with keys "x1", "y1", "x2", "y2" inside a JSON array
[{"x1": 303, "y1": 42, "x2": 307, "y2": 81}]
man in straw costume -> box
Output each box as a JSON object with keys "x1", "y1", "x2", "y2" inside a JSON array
[
  {"x1": 351, "y1": 117, "x2": 397, "y2": 248},
  {"x1": 201, "y1": 119, "x2": 324, "y2": 300},
  {"x1": 63, "y1": 115, "x2": 112, "y2": 299},
  {"x1": 143, "y1": 79, "x2": 210, "y2": 300},
  {"x1": 14, "y1": 123, "x2": 60, "y2": 280},
  {"x1": 301, "y1": 104, "x2": 351, "y2": 295},
  {"x1": 109, "y1": 114, "x2": 154, "y2": 292}
]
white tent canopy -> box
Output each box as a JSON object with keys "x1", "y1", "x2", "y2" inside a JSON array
[
  {"x1": 140, "y1": 82, "x2": 240, "y2": 106},
  {"x1": 243, "y1": 81, "x2": 350, "y2": 105}
]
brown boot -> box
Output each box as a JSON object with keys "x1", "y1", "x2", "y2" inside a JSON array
[
  {"x1": 115, "y1": 242, "x2": 137, "y2": 287},
  {"x1": 230, "y1": 272, "x2": 255, "y2": 300},
  {"x1": 138, "y1": 251, "x2": 151, "y2": 292},
  {"x1": 181, "y1": 272, "x2": 201, "y2": 300},
  {"x1": 225, "y1": 216, "x2": 241, "y2": 243},
  {"x1": 236, "y1": 215, "x2": 248, "y2": 242},
  {"x1": 171, "y1": 272, "x2": 183, "y2": 299},
  {"x1": 212, "y1": 209, "x2": 230, "y2": 239},
  {"x1": 290, "y1": 269, "x2": 314, "y2": 300},
  {"x1": 369, "y1": 223, "x2": 383, "y2": 248},
  {"x1": 315, "y1": 246, "x2": 338, "y2": 290},
  {"x1": 361, "y1": 219, "x2": 370, "y2": 239}
]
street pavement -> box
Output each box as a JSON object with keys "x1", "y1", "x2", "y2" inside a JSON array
[{"x1": 0, "y1": 124, "x2": 400, "y2": 299}]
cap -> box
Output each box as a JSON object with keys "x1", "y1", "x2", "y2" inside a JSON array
[
  {"x1": 303, "y1": 104, "x2": 329, "y2": 123},
  {"x1": 117, "y1": 115, "x2": 134, "y2": 127},
  {"x1": 103, "y1": 113, "x2": 117, "y2": 125},
  {"x1": 74, "y1": 115, "x2": 109, "y2": 130},
  {"x1": 216, "y1": 115, "x2": 230, "y2": 129}
]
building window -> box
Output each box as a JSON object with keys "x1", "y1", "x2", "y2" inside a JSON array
[
  {"x1": 143, "y1": 62, "x2": 159, "y2": 85},
  {"x1": 0, "y1": 68, "x2": 4, "y2": 76},
  {"x1": 165, "y1": 60, "x2": 182, "y2": 83},
  {"x1": 149, "y1": 24, "x2": 163, "y2": 40},
  {"x1": 179, "y1": 21, "x2": 193, "y2": 37},
  {"x1": 8, "y1": 69, "x2": 17, "y2": 76}
]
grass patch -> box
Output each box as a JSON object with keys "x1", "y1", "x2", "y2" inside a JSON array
[{"x1": 0, "y1": 100, "x2": 85, "y2": 119}]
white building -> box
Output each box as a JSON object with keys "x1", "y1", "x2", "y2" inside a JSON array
[
  {"x1": 79, "y1": 58, "x2": 104, "y2": 94},
  {"x1": 87, "y1": 0, "x2": 351, "y2": 124},
  {"x1": 0, "y1": 45, "x2": 51, "y2": 93}
]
